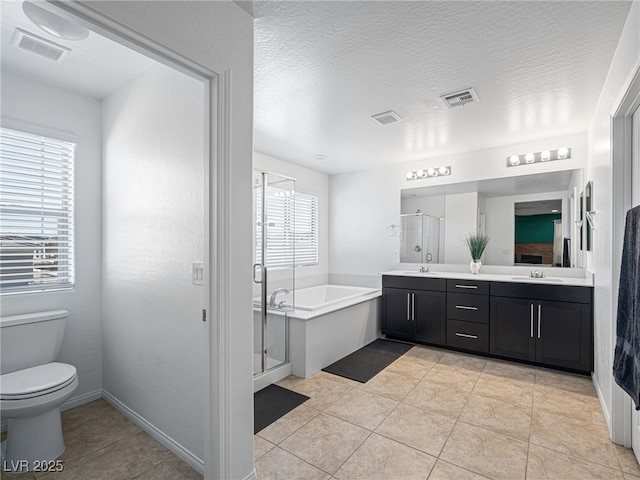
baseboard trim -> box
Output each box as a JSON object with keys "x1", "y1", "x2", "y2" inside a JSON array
[
  {"x1": 61, "y1": 389, "x2": 103, "y2": 412},
  {"x1": 593, "y1": 372, "x2": 612, "y2": 433},
  {"x1": 1, "y1": 389, "x2": 102, "y2": 432},
  {"x1": 102, "y1": 390, "x2": 204, "y2": 475}
]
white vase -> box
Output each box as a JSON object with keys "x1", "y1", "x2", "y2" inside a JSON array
[{"x1": 470, "y1": 260, "x2": 481, "y2": 274}]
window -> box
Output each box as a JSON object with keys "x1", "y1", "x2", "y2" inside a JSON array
[
  {"x1": 255, "y1": 187, "x2": 319, "y2": 269},
  {"x1": 0, "y1": 127, "x2": 75, "y2": 293}
]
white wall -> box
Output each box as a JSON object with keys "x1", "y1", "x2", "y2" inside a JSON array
[
  {"x1": 102, "y1": 63, "x2": 205, "y2": 461},
  {"x1": 401, "y1": 195, "x2": 445, "y2": 217},
  {"x1": 73, "y1": 1, "x2": 254, "y2": 479},
  {"x1": 329, "y1": 132, "x2": 587, "y2": 286},
  {"x1": 586, "y1": 2, "x2": 640, "y2": 436},
  {"x1": 484, "y1": 190, "x2": 569, "y2": 266},
  {"x1": 0, "y1": 72, "x2": 103, "y2": 405},
  {"x1": 253, "y1": 152, "x2": 329, "y2": 292},
  {"x1": 70, "y1": 2, "x2": 255, "y2": 478},
  {"x1": 444, "y1": 192, "x2": 478, "y2": 264}
]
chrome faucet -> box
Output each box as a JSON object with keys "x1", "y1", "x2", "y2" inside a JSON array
[
  {"x1": 419, "y1": 265, "x2": 430, "y2": 273},
  {"x1": 530, "y1": 270, "x2": 545, "y2": 278},
  {"x1": 268, "y1": 288, "x2": 290, "y2": 308}
]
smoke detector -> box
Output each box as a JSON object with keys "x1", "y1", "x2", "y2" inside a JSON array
[
  {"x1": 440, "y1": 88, "x2": 479, "y2": 109},
  {"x1": 10, "y1": 28, "x2": 70, "y2": 62},
  {"x1": 371, "y1": 110, "x2": 402, "y2": 126}
]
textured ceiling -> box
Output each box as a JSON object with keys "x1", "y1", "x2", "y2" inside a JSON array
[
  {"x1": 0, "y1": 1, "x2": 154, "y2": 99},
  {"x1": 254, "y1": 1, "x2": 633, "y2": 174}
]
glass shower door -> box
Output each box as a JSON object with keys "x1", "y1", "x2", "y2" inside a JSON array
[{"x1": 253, "y1": 172, "x2": 295, "y2": 376}]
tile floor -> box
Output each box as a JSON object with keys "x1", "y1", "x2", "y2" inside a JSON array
[
  {"x1": 3, "y1": 345, "x2": 640, "y2": 480},
  {"x1": 255, "y1": 344, "x2": 640, "y2": 480},
  {"x1": 1, "y1": 400, "x2": 202, "y2": 480}
]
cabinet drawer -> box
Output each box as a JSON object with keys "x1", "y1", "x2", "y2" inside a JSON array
[
  {"x1": 382, "y1": 275, "x2": 446, "y2": 292},
  {"x1": 446, "y1": 319, "x2": 489, "y2": 353},
  {"x1": 447, "y1": 293, "x2": 489, "y2": 323},
  {"x1": 447, "y1": 279, "x2": 489, "y2": 295}
]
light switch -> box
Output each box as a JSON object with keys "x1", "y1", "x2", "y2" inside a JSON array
[{"x1": 192, "y1": 262, "x2": 204, "y2": 285}]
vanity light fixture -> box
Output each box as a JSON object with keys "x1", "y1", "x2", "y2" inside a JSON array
[
  {"x1": 506, "y1": 147, "x2": 571, "y2": 167},
  {"x1": 406, "y1": 166, "x2": 452, "y2": 181}
]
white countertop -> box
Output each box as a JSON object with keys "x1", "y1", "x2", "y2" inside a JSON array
[{"x1": 381, "y1": 269, "x2": 593, "y2": 287}]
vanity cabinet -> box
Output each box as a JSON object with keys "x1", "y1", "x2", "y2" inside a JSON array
[
  {"x1": 382, "y1": 274, "x2": 593, "y2": 374},
  {"x1": 490, "y1": 282, "x2": 593, "y2": 373},
  {"x1": 445, "y1": 280, "x2": 490, "y2": 353},
  {"x1": 382, "y1": 276, "x2": 446, "y2": 345}
]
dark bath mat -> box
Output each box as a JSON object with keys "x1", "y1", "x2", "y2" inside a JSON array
[
  {"x1": 322, "y1": 338, "x2": 414, "y2": 383},
  {"x1": 254, "y1": 384, "x2": 309, "y2": 434}
]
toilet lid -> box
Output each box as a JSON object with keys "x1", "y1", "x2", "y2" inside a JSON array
[{"x1": 0, "y1": 362, "x2": 77, "y2": 398}]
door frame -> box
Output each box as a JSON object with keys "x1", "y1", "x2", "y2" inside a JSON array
[
  {"x1": 611, "y1": 59, "x2": 640, "y2": 447},
  {"x1": 44, "y1": 2, "x2": 232, "y2": 478}
]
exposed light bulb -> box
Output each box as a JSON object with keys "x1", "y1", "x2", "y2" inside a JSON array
[
  {"x1": 427, "y1": 168, "x2": 436, "y2": 177},
  {"x1": 541, "y1": 150, "x2": 551, "y2": 161},
  {"x1": 557, "y1": 147, "x2": 569, "y2": 159},
  {"x1": 406, "y1": 171, "x2": 414, "y2": 180},
  {"x1": 416, "y1": 169, "x2": 426, "y2": 178},
  {"x1": 439, "y1": 166, "x2": 450, "y2": 175},
  {"x1": 509, "y1": 155, "x2": 520, "y2": 166},
  {"x1": 525, "y1": 153, "x2": 535, "y2": 164}
]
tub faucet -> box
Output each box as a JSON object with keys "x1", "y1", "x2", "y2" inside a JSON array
[{"x1": 269, "y1": 288, "x2": 290, "y2": 308}]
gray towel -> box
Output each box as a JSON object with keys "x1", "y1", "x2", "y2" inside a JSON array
[{"x1": 613, "y1": 205, "x2": 640, "y2": 409}]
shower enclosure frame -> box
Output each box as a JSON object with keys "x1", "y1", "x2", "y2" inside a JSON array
[{"x1": 253, "y1": 171, "x2": 295, "y2": 378}]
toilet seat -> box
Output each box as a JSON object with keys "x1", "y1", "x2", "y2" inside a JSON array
[{"x1": 0, "y1": 362, "x2": 77, "y2": 400}]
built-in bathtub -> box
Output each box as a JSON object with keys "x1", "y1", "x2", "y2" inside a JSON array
[
  {"x1": 286, "y1": 284, "x2": 381, "y2": 378},
  {"x1": 253, "y1": 284, "x2": 381, "y2": 389}
]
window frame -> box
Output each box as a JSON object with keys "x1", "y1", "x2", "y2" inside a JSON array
[
  {"x1": 255, "y1": 186, "x2": 319, "y2": 270},
  {"x1": 0, "y1": 127, "x2": 76, "y2": 295}
]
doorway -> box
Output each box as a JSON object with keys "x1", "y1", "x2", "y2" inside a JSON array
[
  {"x1": 630, "y1": 100, "x2": 640, "y2": 464},
  {"x1": 1, "y1": 1, "x2": 214, "y2": 474},
  {"x1": 611, "y1": 62, "x2": 640, "y2": 461}
]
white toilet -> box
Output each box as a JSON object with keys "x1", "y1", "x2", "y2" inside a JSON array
[{"x1": 0, "y1": 310, "x2": 78, "y2": 473}]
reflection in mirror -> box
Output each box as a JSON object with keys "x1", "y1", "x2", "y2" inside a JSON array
[
  {"x1": 400, "y1": 169, "x2": 584, "y2": 267},
  {"x1": 399, "y1": 213, "x2": 443, "y2": 263},
  {"x1": 514, "y1": 200, "x2": 565, "y2": 266}
]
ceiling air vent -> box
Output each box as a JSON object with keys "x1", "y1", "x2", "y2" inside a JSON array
[
  {"x1": 371, "y1": 110, "x2": 402, "y2": 126},
  {"x1": 10, "y1": 28, "x2": 70, "y2": 62},
  {"x1": 440, "y1": 88, "x2": 479, "y2": 109}
]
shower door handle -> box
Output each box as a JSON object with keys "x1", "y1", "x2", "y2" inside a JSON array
[{"x1": 253, "y1": 263, "x2": 264, "y2": 283}]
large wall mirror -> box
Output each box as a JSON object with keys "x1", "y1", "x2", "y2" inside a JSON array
[{"x1": 400, "y1": 169, "x2": 584, "y2": 267}]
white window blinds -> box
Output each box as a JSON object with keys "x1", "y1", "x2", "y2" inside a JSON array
[
  {"x1": 256, "y1": 188, "x2": 319, "y2": 269},
  {"x1": 0, "y1": 127, "x2": 75, "y2": 293}
]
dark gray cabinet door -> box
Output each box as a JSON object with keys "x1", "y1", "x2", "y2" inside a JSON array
[
  {"x1": 535, "y1": 300, "x2": 592, "y2": 372},
  {"x1": 413, "y1": 290, "x2": 446, "y2": 345},
  {"x1": 383, "y1": 288, "x2": 412, "y2": 340},
  {"x1": 490, "y1": 297, "x2": 535, "y2": 362}
]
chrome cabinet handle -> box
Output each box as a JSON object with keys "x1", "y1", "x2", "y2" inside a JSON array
[
  {"x1": 530, "y1": 303, "x2": 534, "y2": 338},
  {"x1": 412, "y1": 293, "x2": 415, "y2": 321},
  {"x1": 455, "y1": 284, "x2": 478, "y2": 289},
  {"x1": 455, "y1": 305, "x2": 478, "y2": 311},
  {"x1": 455, "y1": 332, "x2": 478, "y2": 339},
  {"x1": 538, "y1": 304, "x2": 542, "y2": 339},
  {"x1": 407, "y1": 293, "x2": 411, "y2": 321}
]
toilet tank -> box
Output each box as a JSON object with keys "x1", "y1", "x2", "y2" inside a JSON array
[{"x1": 0, "y1": 310, "x2": 69, "y2": 374}]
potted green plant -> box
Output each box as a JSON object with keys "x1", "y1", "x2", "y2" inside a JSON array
[{"x1": 465, "y1": 233, "x2": 489, "y2": 274}]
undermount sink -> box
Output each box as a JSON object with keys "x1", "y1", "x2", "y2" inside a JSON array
[{"x1": 511, "y1": 276, "x2": 564, "y2": 283}]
